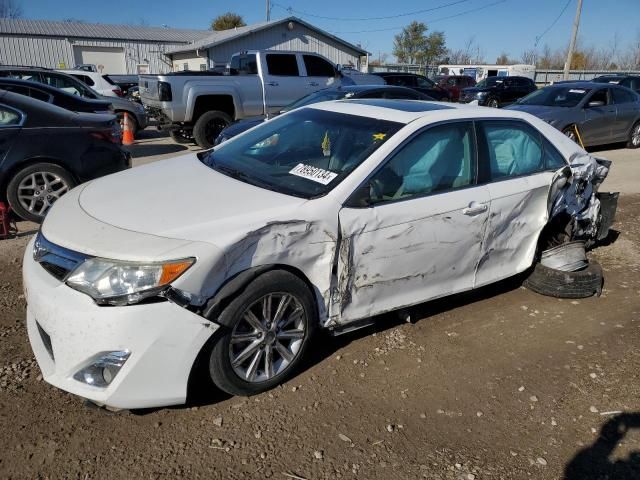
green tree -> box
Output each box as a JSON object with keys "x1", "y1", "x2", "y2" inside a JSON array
[
  {"x1": 210, "y1": 12, "x2": 246, "y2": 31},
  {"x1": 393, "y1": 21, "x2": 446, "y2": 65}
]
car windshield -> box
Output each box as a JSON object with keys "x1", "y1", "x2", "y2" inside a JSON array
[
  {"x1": 518, "y1": 86, "x2": 591, "y2": 107},
  {"x1": 202, "y1": 108, "x2": 402, "y2": 198},
  {"x1": 475, "y1": 77, "x2": 502, "y2": 88},
  {"x1": 281, "y1": 89, "x2": 349, "y2": 112}
]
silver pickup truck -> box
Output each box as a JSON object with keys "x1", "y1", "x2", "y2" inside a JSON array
[{"x1": 139, "y1": 50, "x2": 383, "y2": 148}]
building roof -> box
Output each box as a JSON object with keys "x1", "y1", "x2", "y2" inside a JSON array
[
  {"x1": 0, "y1": 18, "x2": 211, "y2": 43},
  {"x1": 166, "y1": 17, "x2": 368, "y2": 56}
]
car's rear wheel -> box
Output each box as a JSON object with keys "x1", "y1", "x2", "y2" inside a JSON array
[
  {"x1": 207, "y1": 270, "x2": 317, "y2": 396},
  {"x1": 487, "y1": 98, "x2": 500, "y2": 108},
  {"x1": 627, "y1": 121, "x2": 640, "y2": 149},
  {"x1": 6, "y1": 163, "x2": 76, "y2": 223},
  {"x1": 193, "y1": 111, "x2": 232, "y2": 149},
  {"x1": 169, "y1": 129, "x2": 195, "y2": 144}
]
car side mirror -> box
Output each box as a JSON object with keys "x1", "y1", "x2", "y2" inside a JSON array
[
  {"x1": 587, "y1": 100, "x2": 605, "y2": 108},
  {"x1": 345, "y1": 183, "x2": 373, "y2": 208}
]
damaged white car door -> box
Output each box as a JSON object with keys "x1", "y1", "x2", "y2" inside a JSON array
[
  {"x1": 473, "y1": 120, "x2": 569, "y2": 287},
  {"x1": 337, "y1": 121, "x2": 491, "y2": 322}
]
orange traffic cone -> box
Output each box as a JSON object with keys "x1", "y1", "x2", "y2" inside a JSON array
[{"x1": 122, "y1": 112, "x2": 135, "y2": 146}]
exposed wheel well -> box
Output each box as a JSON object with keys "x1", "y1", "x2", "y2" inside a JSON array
[{"x1": 192, "y1": 95, "x2": 235, "y2": 124}]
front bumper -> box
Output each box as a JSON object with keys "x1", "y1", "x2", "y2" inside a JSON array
[{"x1": 23, "y1": 238, "x2": 219, "y2": 409}]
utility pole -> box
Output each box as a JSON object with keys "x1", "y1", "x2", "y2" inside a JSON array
[
  {"x1": 563, "y1": 0, "x2": 583, "y2": 80},
  {"x1": 266, "y1": 0, "x2": 271, "y2": 21}
]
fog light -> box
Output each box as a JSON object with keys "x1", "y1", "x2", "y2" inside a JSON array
[{"x1": 73, "y1": 351, "x2": 130, "y2": 388}]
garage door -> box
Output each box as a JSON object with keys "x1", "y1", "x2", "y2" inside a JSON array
[{"x1": 73, "y1": 46, "x2": 126, "y2": 74}]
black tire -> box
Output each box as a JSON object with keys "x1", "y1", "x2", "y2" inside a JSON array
[
  {"x1": 487, "y1": 97, "x2": 500, "y2": 108},
  {"x1": 6, "y1": 162, "x2": 76, "y2": 223},
  {"x1": 627, "y1": 121, "x2": 640, "y2": 149},
  {"x1": 523, "y1": 260, "x2": 603, "y2": 299},
  {"x1": 192, "y1": 111, "x2": 232, "y2": 149},
  {"x1": 207, "y1": 270, "x2": 317, "y2": 396},
  {"x1": 169, "y1": 129, "x2": 195, "y2": 144}
]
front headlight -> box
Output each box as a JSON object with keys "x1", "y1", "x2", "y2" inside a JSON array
[
  {"x1": 476, "y1": 91, "x2": 488, "y2": 97},
  {"x1": 66, "y1": 257, "x2": 195, "y2": 305}
]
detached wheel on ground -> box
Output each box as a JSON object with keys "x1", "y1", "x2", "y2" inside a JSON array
[
  {"x1": 207, "y1": 270, "x2": 317, "y2": 396},
  {"x1": 169, "y1": 129, "x2": 195, "y2": 144},
  {"x1": 627, "y1": 121, "x2": 640, "y2": 149},
  {"x1": 523, "y1": 260, "x2": 604, "y2": 299},
  {"x1": 193, "y1": 111, "x2": 232, "y2": 149},
  {"x1": 6, "y1": 163, "x2": 76, "y2": 223}
]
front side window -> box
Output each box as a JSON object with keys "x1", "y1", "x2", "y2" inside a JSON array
[
  {"x1": 40, "y1": 73, "x2": 88, "y2": 97},
  {"x1": 303, "y1": 55, "x2": 335, "y2": 77},
  {"x1": 266, "y1": 54, "x2": 299, "y2": 76},
  {"x1": 415, "y1": 76, "x2": 435, "y2": 88},
  {"x1": 588, "y1": 88, "x2": 609, "y2": 105},
  {"x1": 0, "y1": 105, "x2": 22, "y2": 126},
  {"x1": 479, "y1": 121, "x2": 544, "y2": 180},
  {"x1": 368, "y1": 122, "x2": 476, "y2": 204},
  {"x1": 202, "y1": 109, "x2": 402, "y2": 198},
  {"x1": 230, "y1": 54, "x2": 258, "y2": 75},
  {"x1": 72, "y1": 74, "x2": 95, "y2": 86}
]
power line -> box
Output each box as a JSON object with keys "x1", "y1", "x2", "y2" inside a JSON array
[
  {"x1": 534, "y1": 0, "x2": 572, "y2": 47},
  {"x1": 271, "y1": 0, "x2": 473, "y2": 22},
  {"x1": 327, "y1": 0, "x2": 508, "y2": 34}
]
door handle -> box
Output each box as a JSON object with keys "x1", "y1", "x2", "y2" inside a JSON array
[
  {"x1": 308, "y1": 82, "x2": 319, "y2": 86},
  {"x1": 267, "y1": 81, "x2": 279, "y2": 86},
  {"x1": 462, "y1": 202, "x2": 488, "y2": 216}
]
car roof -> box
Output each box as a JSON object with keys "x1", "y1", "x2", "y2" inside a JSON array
[{"x1": 307, "y1": 98, "x2": 543, "y2": 124}]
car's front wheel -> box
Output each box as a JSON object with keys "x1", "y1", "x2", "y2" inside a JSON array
[
  {"x1": 207, "y1": 270, "x2": 317, "y2": 396},
  {"x1": 562, "y1": 126, "x2": 579, "y2": 144},
  {"x1": 486, "y1": 98, "x2": 500, "y2": 108},
  {"x1": 6, "y1": 163, "x2": 76, "y2": 223}
]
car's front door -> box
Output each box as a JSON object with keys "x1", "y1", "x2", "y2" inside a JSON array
[
  {"x1": 337, "y1": 121, "x2": 491, "y2": 323},
  {"x1": 262, "y1": 53, "x2": 306, "y2": 113},
  {"x1": 473, "y1": 119, "x2": 568, "y2": 287},
  {"x1": 580, "y1": 88, "x2": 615, "y2": 145}
]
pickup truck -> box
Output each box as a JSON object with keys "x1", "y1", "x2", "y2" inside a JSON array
[{"x1": 139, "y1": 50, "x2": 384, "y2": 148}]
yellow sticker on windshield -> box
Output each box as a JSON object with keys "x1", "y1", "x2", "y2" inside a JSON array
[
  {"x1": 321, "y1": 131, "x2": 331, "y2": 157},
  {"x1": 373, "y1": 133, "x2": 386, "y2": 141}
]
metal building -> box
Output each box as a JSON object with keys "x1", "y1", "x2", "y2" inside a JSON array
[
  {"x1": 0, "y1": 19, "x2": 211, "y2": 74},
  {"x1": 167, "y1": 17, "x2": 368, "y2": 72}
]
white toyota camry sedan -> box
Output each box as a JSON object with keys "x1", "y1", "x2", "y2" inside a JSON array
[{"x1": 24, "y1": 99, "x2": 609, "y2": 409}]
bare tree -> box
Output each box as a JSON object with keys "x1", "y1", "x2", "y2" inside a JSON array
[
  {"x1": 0, "y1": 0, "x2": 22, "y2": 18},
  {"x1": 445, "y1": 36, "x2": 485, "y2": 64},
  {"x1": 495, "y1": 52, "x2": 511, "y2": 65},
  {"x1": 520, "y1": 49, "x2": 537, "y2": 65}
]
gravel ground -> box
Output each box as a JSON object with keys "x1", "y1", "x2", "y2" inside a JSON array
[{"x1": 0, "y1": 135, "x2": 638, "y2": 479}]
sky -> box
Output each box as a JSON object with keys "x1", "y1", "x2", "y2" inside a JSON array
[{"x1": 22, "y1": 0, "x2": 640, "y2": 63}]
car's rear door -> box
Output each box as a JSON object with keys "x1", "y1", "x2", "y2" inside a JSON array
[
  {"x1": 610, "y1": 87, "x2": 639, "y2": 141},
  {"x1": 0, "y1": 103, "x2": 24, "y2": 165},
  {"x1": 337, "y1": 121, "x2": 491, "y2": 322},
  {"x1": 473, "y1": 119, "x2": 568, "y2": 287}
]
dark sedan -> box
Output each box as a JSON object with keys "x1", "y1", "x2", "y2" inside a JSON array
[
  {"x1": 371, "y1": 72, "x2": 451, "y2": 100},
  {"x1": 0, "y1": 90, "x2": 130, "y2": 222},
  {"x1": 214, "y1": 85, "x2": 433, "y2": 145},
  {"x1": 0, "y1": 78, "x2": 113, "y2": 114},
  {"x1": 459, "y1": 76, "x2": 537, "y2": 107},
  {"x1": 506, "y1": 82, "x2": 640, "y2": 148}
]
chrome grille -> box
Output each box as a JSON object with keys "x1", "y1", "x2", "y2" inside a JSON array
[{"x1": 33, "y1": 232, "x2": 90, "y2": 282}]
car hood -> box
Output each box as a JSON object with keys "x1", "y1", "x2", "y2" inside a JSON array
[{"x1": 76, "y1": 153, "x2": 309, "y2": 245}]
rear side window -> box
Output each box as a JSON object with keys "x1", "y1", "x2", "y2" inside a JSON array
[
  {"x1": 102, "y1": 75, "x2": 116, "y2": 85},
  {"x1": 383, "y1": 89, "x2": 420, "y2": 99},
  {"x1": 41, "y1": 73, "x2": 85, "y2": 96},
  {"x1": 72, "y1": 74, "x2": 95, "y2": 86},
  {"x1": 415, "y1": 76, "x2": 434, "y2": 88},
  {"x1": 2, "y1": 85, "x2": 52, "y2": 103},
  {"x1": 2, "y1": 71, "x2": 40, "y2": 81},
  {"x1": 0, "y1": 105, "x2": 22, "y2": 126},
  {"x1": 612, "y1": 87, "x2": 637, "y2": 104},
  {"x1": 303, "y1": 55, "x2": 335, "y2": 77},
  {"x1": 384, "y1": 76, "x2": 411, "y2": 87},
  {"x1": 479, "y1": 121, "x2": 544, "y2": 180},
  {"x1": 588, "y1": 88, "x2": 609, "y2": 105},
  {"x1": 266, "y1": 54, "x2": 299, "y2": 76},
  {"x1": 230, "y1": 54, "x2": 258, "y2": 75}
]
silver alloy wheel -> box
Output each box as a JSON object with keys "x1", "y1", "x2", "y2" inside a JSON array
[
  {"x1": 488, "y1": 99, "x2": 499, "y2": 108},
  {"x1": 632, "y1": 124, "x2": 640, "y2": 146},
  {"x1": 17, "y1": 171, "x2": 69, "y2": 217},
  {"x1": 229, "y1": 293, "x2": 306, "y2": 383},
  {"x1": 564, "y1": 128, "x2": 578, "y2": 142}
]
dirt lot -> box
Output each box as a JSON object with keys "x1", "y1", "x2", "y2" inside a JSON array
[{"x1": 0, "y1": 136, "x2": 639, "y2": 479}]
